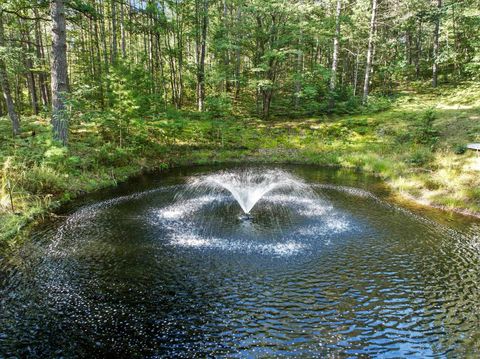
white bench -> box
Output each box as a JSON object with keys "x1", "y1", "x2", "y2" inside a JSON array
[{"x1": 467, "y1": 143, "x2": 480, "y2": 155}]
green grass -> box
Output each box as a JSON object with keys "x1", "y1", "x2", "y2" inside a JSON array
[{"x1": 2, "y1": 82, "x2": 480, "y2": 246}]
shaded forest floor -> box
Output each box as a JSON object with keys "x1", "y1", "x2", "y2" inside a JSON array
[{"x1": 1, "y1": 82, "x2": 480, "y2": 245}]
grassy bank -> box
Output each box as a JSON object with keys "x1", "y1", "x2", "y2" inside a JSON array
[{"x1": 1, "y1": 83, "x2": 480, "y2": 245}]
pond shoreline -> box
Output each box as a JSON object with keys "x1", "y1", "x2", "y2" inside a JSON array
[{"x1": 3, "y1": 153, "x2": 479, "y2": 251}]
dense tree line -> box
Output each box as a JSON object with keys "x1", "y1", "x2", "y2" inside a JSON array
[{"x1": 0, "y1": 0, "x2": 479, "y2": 144}]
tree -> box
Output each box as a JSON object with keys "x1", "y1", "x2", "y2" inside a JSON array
[
  {"x1": 0, "y1": 10, "x2": 21, "y2": 135},
  {"x1": 363, "y1": 0, "x2": 378, "y2": 104},
  {"x1": 329, "y1": 0, "x2": 342, "y2": 107},
  {"x1": 432, "y1": 0, "x2": 442, "y2": 87},
  {"x1": 0, "y1": 0, "x2": 478, "y2": 126},
  {"x1": 196, "y1": 0, "x2": 209, "y2": 112},
  {"x1": 51, "y1": 0, "x2": 69, "y2": 145}
]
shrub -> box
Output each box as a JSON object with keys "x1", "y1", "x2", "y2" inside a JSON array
[
  {"x1": 452, "y1": 144, "x2": 467, "y2": 155},
  {"x1": 19, "y1": 166, "x2": 68, "y2": 195},
  {"x1": 96, "y1": 143, "x2": 133, "y2": 167},
  {"x1": 205, "y1": 94, "x2": 232, "y2": 118},
  {"x1": 412, "y1": 109, "x2": 439, "y2": 145},
  {"x1": 407, "y1": 147, "x2": 434, "y2": 166}
]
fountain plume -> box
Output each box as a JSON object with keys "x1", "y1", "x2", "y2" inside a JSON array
[{"x1": 188, "y1": 169, "x2": 310, "y2": 214}]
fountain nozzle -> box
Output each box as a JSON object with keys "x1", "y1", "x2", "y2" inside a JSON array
[{"x1": 239, "y1": 213, "x2": 253, "y2": 221}]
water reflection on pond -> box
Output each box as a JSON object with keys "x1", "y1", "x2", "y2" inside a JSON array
[{"x1": 1, "y1": 165, "x2": 479, "y2": 357}]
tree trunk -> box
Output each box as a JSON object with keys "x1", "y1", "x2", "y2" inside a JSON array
[
  {"x1": 294, "y1": 0, "x2": 304, "y2": 109},
  {"x1": 51, "y1": 0, "x2": 69, "y2": 145},
  {"x1": 120, "y1": 0, "x2": 127, "y2": 59},
  {"x1": 34, "y1": 12, "x2": 50, "y2": 107},
  {"x1": 295, "y1": 48, "x2": 303, "y2": 108},
  {"x1": 353, "y1": 52, "x2": 359, "y2": 96},
  {"x1": 262, "y1": 88, "x2": 273, "y2": 119},
  {"x1": 362, "y1": 0, "x2": 377, "y2": 104},
  {"x1": 196, "y1": 0, "x2": 208, "y2": 112},
  {"x1": 20, "y1": 22, "x2": 40, "y2": 115},
  {"x1": 432, "y1": 0, "x2": 442, "y2": 87},
  {"x1": 221, "y1": 0, "x2": 230, "y2": 92},
  {"x1": 415, "y1": 21, "x2": 422, "y2": 80},
  {"x1": 329, "y1": 0, "x2": 342, "y2": 92},
  {"x1": 234, "y1": 5, "x2": 242, "y2": 100},
  {"x1": 93, "y1": 16, "x2": 105, "y2": 109},
  {"x1": 0, "y1": 12, "x2": 20, "y2": 135},
  {"x1": 111, "y1": 0, "x2": 118, "y2": 65},
  {"x1": 329, "y1": 0, "x2": 342, "y2": 107}
]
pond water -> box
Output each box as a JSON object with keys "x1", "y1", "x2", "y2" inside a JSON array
[{"x1": 1, "y1": 165, "x2": 479, "y2": 357}]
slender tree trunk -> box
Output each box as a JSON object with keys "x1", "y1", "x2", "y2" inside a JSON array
[
  {"x1": 221, "y1": 0, "x2": 230, "y2": 92},
  {"x1": 98, "y1": 0, "x2": 111, "y2": 105},
  {"x1": 415, "y1": 21, "x2": 422, "y2": 80},
  {"x1": 0, "y1": 12, "x2": 21, "y2": 135},
  {"x1": 294, "y1": 0, "x2": 304, "y2": 109},
  {"x1": 353, "y1": 52, "x2": 359, "y2": 96},
  {"x1": 362, "y1": 0, "x2": 377, "y2": 104},
  {"x1": 34, "y1": 12, "x2": 50, "y2": 107},
  {"x1": 452, "y1": 4, "x2": 458, "y2": 78},
  {"x1": 329, "y1": 0, "x2": 342, "y2": 92},
  {"x1": 51, "y1": 0, "x2": 69, "y2": 145},
  {"x1": 120, "y1": 0, "x2": 127, "y2": 59},
  {"x1": 25, "y1": 64, "x2": 39, "y2": 115},
  {"x1": 432, "y1": 0, "x2": 442, "y2": 87},
  {"x1": 295, "y1": 47, "x2": 303, "y2": 108},
  {"x1": 20, "y1": 22, "x2": 40, "y2": 115},
  {"x1": 93, "y1": 16, "x2": 105, "y2": 109},
  {"x1": 234, "y1": 5, "x2": 242, "y2": 100},
  {"x1": 196, "y1": 0, "x2": 208, "y2": 112},
  {"x1": 111, "y1": 0, "x2": 118, "y2": 64},
  {"x1": 329, "y1": 0, "x2": 342, "y2": 106}
]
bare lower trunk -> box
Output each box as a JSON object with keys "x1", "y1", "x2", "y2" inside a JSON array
[
  {"x1": 0, "y1": 64, "x2": 21, "y2": 136},
  {"x1": 111, "y1": 0, "x2": 118, "y2": 64},
  {"x1": 353, "y1": 53, "x2": 359, "y2": 96},
  {"x1": 196, "y1": 0, "x2": 208, "y2": 112},
  {"x1": 262, "y1": 89, "x2": 272, "y2": 119},
  {"x1": 22, "y1": 23, "x2": 40, "y2": 115},
  {"x1": 432, "y1": 0, "x2": 442, "y2": 87},
  {"x1": 51, "y1": 0, "x2": 69, "y2": 145},
  {"x1": 415, "y1": 22, "x2": 422, "y2": 80},
  {"x1": 329, "y1": 0, "x2": 342, "y2": 108},
  {"x1": 234, "y1": 6, "x2": 242, "y2": 100},
  {"x1": 294, "y1": 46, "x2": 303, "y2": 109},
  {"x1": 120, "y1": 1, "x2": 127, "y2": 59},
  {"x1": 34, "y1": 14, "x2": 50, "y2": 107},
  {"x1": 329, "y1": 0, "x2": 342, "y2": 93},
  {"x1": 362, "y1": 0, "x2": 377, "y2": 104},
  {"x1": 295, "y1": 0, "x2": 304, "y2": 109},
  {"x1": 0, "y1": 12, "x2": 20, "y2": 135},
  {"x1": 26, "y1": 68, "x2": 39, "y2": 115}
]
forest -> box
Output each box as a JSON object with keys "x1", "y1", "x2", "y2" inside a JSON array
[{"x1": 0, "y1": 0, "x2": 480, "y2": 242}]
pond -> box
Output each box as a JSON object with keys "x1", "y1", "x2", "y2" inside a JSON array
[{"x1": 1, "y1": 165, "x2": 479, "y2": 357}]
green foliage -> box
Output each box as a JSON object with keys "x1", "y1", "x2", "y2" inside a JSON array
[
  {"x1": 452, "y1": 144, "x2": 467, "y2": 155},
  {"x1": 407, "y1": 147, "x2": 434, "y2": 166},
  {"x1": 205, "y1": 94, "x2": 232, "y2": 118},
  {"x1": 411, "y1": 109, "x2": 439, "y2": 146},
  {"x1": 19, "y1": 165, "x2": 68, "y2": 195}
]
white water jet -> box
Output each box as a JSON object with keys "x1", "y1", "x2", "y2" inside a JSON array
[
  {"x1": 188, "y1": 169, "x2": 310, "y2": 214},
  {"x1": 153, "y1": 168, "x2": 351, "y2": 256}
]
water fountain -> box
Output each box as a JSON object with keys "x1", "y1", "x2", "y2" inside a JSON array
[
  {"x1": 157, "y1": 168, "x2": 348, "y2": 255},
  {"x1": 187, "y1": 169, "x2": 311, "y2": 216}
]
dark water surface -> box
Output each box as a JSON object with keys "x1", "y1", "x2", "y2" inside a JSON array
[{"x1": 1, "y1": 165, "x2": 479, "y2": 358}]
